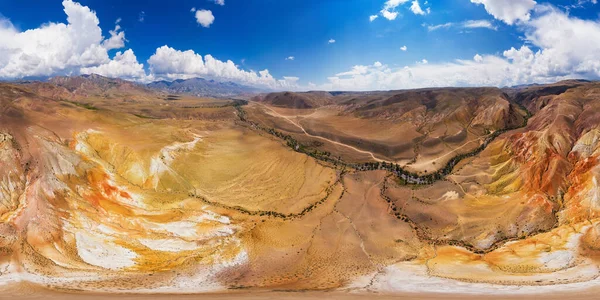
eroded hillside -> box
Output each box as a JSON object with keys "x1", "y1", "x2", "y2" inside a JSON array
[{"x1": 250, "y1": 88, "x2": 527, "y2": 175}]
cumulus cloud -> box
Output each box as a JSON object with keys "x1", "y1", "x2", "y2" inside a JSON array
[
  {"x1": 336, "y1": 65, "x2": 369, "y2": 76},
  {"x1": 0, "y1": 0, "x2": 300, "y2": 90},
  {"x1": 376, "y1": 0, "x2": 429, "y2": 20},
  {"x1": 80, "y1": 49, "x2": 147, "y2": 81},
  {"x1": 474, "y1": 54, "x2": 483, "y2": 62},
  {"x1": 102, "y1": 19, "x2": 126, "y2": 50},
  {"x1": 147, "y1": 45, "x2": 299, "y2": 89},
  {"x1": 470, "y1": 0, "x2": 536, "y2": 25},
  {"x1": 7, "y1": 0, "x2": 600, "y2": 94},
  {"x1": 410, "y1": 0, "x2": 428, "y2": 15},
  {"x1": 280, "y1": 76, "x2": 299, "y2": 88},
  {"x1": 328, "y1": 39, "x2": 336, "y2": 44},
  {"x1": 318, "y1": 4, "x2": 600, "y2": 91},
  {"x1": 380, "y1": 0, "x2": 409, "y2": 20},
  {"x1": 0, "y1": 0, "x2": 113, "y2": 79},
  {"x1": 381, "y1": 10, "x2": 399, "y2": 21},
  {"x1": 194, "y1": 9, "x2": 215, "y2": 28},
  {"x1": 285, "y1": 56, "x2": 295, "y2": 61},
  {"x1": 322, "y1": 57, "x2": 509, "y2": 91},
  {"x1": 515, "y1": 4, "x2": 600, "y2": 78},
  {"x1": 138, "y1": 11, "x2": 145, "y2": 22},
  {"x1": 214, "y1": 0, "x2": 225, "y2": 5}
]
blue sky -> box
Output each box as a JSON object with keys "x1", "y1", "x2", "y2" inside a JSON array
[{"x1": 0, "y1": 0, "x2": 599, "y2": 90}]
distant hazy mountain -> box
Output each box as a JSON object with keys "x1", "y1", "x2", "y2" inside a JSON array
[
  {"x1": 48, "y1": 74, "x2": 155, "y2": 97},
  {"x1": 147, "y1": 78, "x2": 265, "y2": 98},
  {"x1": 18, "y1": 74, "x2": 160, "y2": 102}
]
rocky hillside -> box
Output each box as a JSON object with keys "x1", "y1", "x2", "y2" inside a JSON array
[{"x1": 48, "y1": 74, "x2": 155, "y2": 98}]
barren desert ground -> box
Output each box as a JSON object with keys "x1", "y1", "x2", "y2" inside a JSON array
[{"x1": 3, "y1": 76, "x2": 600, "y2": 298}]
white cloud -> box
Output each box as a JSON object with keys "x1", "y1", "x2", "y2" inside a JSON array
[
  {"x1": 191, "y1": 7, "x2": 196, "y2": 12},
  {"x1": 381, "y1": 10, "x2": 399, "y2": 20},
  {"x1": 80, "y1": 49, "x2": 147, "y2": 81},
  {"x1": 377, "y1": 0, "x2": 428, "y2": 20},
  {"x1": 410, "y1": 0, "x2": 428, "y2": 15},
  {"x1": 281, "y1": 76, "x2": 299, "y2": 88},
  {"x1": 147, "y1": 45, "x2": 299, "y2": 89},
  {"x1": 380, "y1": 0, "x2": 409, "y2": 20},
  {"x1": 102, "y1": 20, "x2": 126, "y2": 50},
  {"x1": 400, "y1": 45, "x2": 408, "y2": 51},
  {"x1": 138, "y1": 11, "x2": 145, "y2": 22},
  {"x1": 470, "y1": 0, "x2": 536, "y2": 25},
  {"x1": 462, "y1": 19, "x2": 497, "y2": 30},
  {"x1": 427, "y1": 20, "x2": 497, "y2": 31},
  {"x1": 571, "y1": 0, "x2": 597, "y2": 5},
  {"x1": 285, "y1": 56, "x2": 295, "y2": 61},
  {"x1": 427, "y1": 22, "x2": 453, "y2": 31},
  {"x1": 317, "y1": 4, "x2": 600, "y2": 91},
  {"x1": 322, "y1": 58, "x2": 507, "y2": 91},
  {"x1": 0, "y1": 1, "x2": 301, "y2": 90},
  {"x1": 421, "y1": 59, "x2": 428, "y2": 64},
  {"x1": 336, "y1": 65, "x2": 369, "y2": 76},
  {"x1": 328, "y1": 39, "x2": 336, "y2": 44},
  {"x1": 214, "y1": 0, "x2": 225, "y2": 5},
  {"x1": 516, "y1": 4, "x2": 600, "y2": 78},
  {"x1": 383, "y1": 0, "x2": 409, "y2": 11},
  {"x1": 194, "y1": 10, "x2": 215, "y2": 28},
  {"x1": 0, "y1": 0, "x2": 115, "y2": 79},
  {"x1": 6, "y1": 0, "x2": 600, "y2": 94}
]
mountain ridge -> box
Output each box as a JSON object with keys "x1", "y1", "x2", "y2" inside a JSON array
[{"x1": 147, "y1": 77, "x2": 265, "y2": 98}]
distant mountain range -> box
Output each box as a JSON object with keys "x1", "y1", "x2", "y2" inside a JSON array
[
  {"x1": 147, "y1": 78, "x2": 265, "y2": 98},
  {"x1": 12, "y1": 74, "x2": 265, "y2": 99}
]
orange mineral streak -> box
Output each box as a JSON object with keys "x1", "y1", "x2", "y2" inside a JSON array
[
  {"x1": 509, "y1": 132, "x2": 571, "y2": 196},
  {"x1": 561, "y1": 155, "x2": 599, "y2": 222},
  {"x1": 527, "y1": 193, "x2": 555, "y2": 215},
  {"x1": 82, "y1": 167, "x2": 133, "y2": 216},
  {"x1": 580, "y1": 224, "x2": 600, "y2": 262}
]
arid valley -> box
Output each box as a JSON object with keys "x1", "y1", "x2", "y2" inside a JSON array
[{"x1": 2, "y1": 75, "x2": 600, "y2": 299}]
